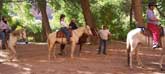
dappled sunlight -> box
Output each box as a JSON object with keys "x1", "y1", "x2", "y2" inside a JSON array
[
  {"x1": 135, "y1": 72, "x2": 165, "y2": 74},
  {"x1": 3, "y1": 62, "x2": 19, "y2": 68},
  {"x1": 0, "y1": 50, "x2": 10, "y2": 62},
  {"x1": 0, "y1": 50, "x2": 9, "y2": 58},
  {"x1": 28, "y1": 42, "x2": 47, "y2": 45},
  {"x1": 38, "y1": 60, "x2": 48, "y2": 63},
  {"x1": 77, "y1": 70, "x2": 95, "y2": 74},
  {"x1": 2, "y1": 62, "x2": 32, "y2": 74},
  {"x1": 150, "y1": 62, "x2": 161, "y2": 65},
  {"x1": 108, "y1": 49, "x2": 126, "y2": 52},
  {"x1": 139, "y1": 53, "x2": 161, "y2": 57}
]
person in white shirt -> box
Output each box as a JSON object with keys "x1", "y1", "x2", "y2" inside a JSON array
[
  {"x1": 60, "y1": 14, "x2": 71, "y2": 42},
  {"x1": 0, "y1": 16, "x2": 11, "y2": 49},
  {"x1": 98, "y1": 25, "x2": 111, "y2": 55}
]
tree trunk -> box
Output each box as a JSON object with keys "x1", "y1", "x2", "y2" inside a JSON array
[
  {"x1": 80, "y1": 0, "x2": 96, "y2": 28},
  {"x1": 132, "y1": 0, "x2": 144, "y2": 27},
  {"x1": 130, "y1": 0, "x2": 133, "y2": 30},
  {"x1": 0, "y1": 0, "x2": 3, "y2": 19},
  {"x1": 37, "y1": 0, "x2": 51, "y2": 41},
  {"x1": 80, "y1": 0, "x2": 98, "y2": 44}
]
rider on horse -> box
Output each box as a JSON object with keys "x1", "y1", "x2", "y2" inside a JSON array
[
  {"x1": 60, "y1": 14, "x2": 71, "y2": 43},
  {"x1": 147, "y1": 2, "x2": 160, "y2": 49}
]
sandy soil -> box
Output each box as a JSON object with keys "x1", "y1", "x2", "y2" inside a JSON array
[{"x1": 0, "y1": 40, "x2": 165, "y2": 74}]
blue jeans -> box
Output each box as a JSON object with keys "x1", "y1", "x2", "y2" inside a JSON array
[
  {"x1": 0, "y1": 31, "x2": 5, "y2": 47},
  {"x1": 98, "y1": 39, "x2": 107, "y2": 54},
  {"x1": 61, "y1": 27, "x2": 70, "y2": 41}
]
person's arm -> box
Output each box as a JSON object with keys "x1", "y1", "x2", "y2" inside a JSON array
[
  {"x1": 0, "y1": 21, "x2": 3, "y2": 32},
  {"x1": 108, "y1": 30, "x2": 112, "y2": 38},
  {"x1": 147, "y1": 10, "x2": 159, "y2": 21},
  {"x1": 98, "y1": 30, "x2": 101, "y2": 38},
  {"x1": 60, "y1": 21, "x2": 68, "y2": 27}
]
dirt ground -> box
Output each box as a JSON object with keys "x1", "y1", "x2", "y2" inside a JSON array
[{"x1": 0, "y1": 40, "x2": 165, "y2": 74}]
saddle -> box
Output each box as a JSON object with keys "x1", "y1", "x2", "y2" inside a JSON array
[
  {"x1": 56, "y1": 29, "x2": 72, "y2": 38},
  {"x1": 141, "y1": 26, "x2": 164, "y2": 47},
  {"x1": 141, "y1": 26, "x2": 164, "y2": 37}
]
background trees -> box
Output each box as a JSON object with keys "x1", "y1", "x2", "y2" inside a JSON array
[{"x1": 0, "y1": 0, "x2": 165, "y2": 41}]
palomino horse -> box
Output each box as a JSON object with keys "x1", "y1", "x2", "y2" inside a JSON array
[
  {"x1": 47, "y1": 25, "x2": 92, "y2": 61},
  {"x1": 0, "y1": 29, "x2": 27, "y2": 61},
  {"x1": 59, "y1": 33, "x2": 89, "y2": 56},
  {"x1": 59, "y1": 28, "x2": 98, "y2": 56},
  {"x1": 127, "y1": 27, "x2": 165, "y2": 70}
]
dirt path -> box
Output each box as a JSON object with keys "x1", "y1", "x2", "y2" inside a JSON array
[{"x1": 0, "y1": 41, "x2": 165, "y2": 74}]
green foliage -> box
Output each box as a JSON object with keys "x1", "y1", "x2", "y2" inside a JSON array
[{"x1": 1, "y1": 0, "x2": 165, "y2": 41}]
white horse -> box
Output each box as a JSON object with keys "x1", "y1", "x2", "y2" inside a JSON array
[
  {"x1": 0, "y1": 29, "x2": 27, "y2": 61},
  {"x1": 47, "y1": 25, "x2": 92, "y2": 61},
  {"x1": 126, "y1": 27, "x2": 165, "y2": 70}
]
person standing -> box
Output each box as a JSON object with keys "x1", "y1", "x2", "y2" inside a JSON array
[
  {"x1": 98, "y1": 25, "x2": 111, "y2": 55},
  {"x1": 0, "y1": 16, "x2": 11, "y2": 49},
  {"x1": 146, "y1": 2, "x2": 160, "y2": 49}
]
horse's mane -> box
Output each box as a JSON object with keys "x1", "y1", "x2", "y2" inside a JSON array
[{"x1": 11, "y1": 29, "x2": 25, "y2": 36}]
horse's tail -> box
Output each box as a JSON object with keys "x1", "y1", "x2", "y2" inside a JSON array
[
  {"x1": 47, "y1": 36, "x2": 50, "y2": 48},
  {"x1": 126, "y1": 35, "x2": 131, "y2": 66},
  {"x1": 126, "y1": 37, "x2": 130, "y2": 50}
]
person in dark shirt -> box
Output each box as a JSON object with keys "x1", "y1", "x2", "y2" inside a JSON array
[{"x1": 69, "y1": 18, "x2": 78, "y2": 30}]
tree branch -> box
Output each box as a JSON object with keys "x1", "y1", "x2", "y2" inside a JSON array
[{"x1": 156, "y1": 6, "x2": 165, "y2": 18}]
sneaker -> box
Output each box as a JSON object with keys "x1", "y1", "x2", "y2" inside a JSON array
[{"x1": 152, "y1": 44, "x2": 159, "y2": 49}]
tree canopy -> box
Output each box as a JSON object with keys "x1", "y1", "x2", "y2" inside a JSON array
[{"x1": 0, "y1": 0, "x2": 165, "y2": 41}]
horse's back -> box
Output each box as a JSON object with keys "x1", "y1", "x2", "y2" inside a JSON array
[
  {"x1": 127, "y1": 28, "x2": 141, "y2": 40},
  {"x1": 126, "y1": 28, "x2": 143, "y2": 48}
]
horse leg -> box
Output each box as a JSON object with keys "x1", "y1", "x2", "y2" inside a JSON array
[
  {"x1": 59, "y1": 44, "x2": 65, "y2": 56},
  {"x1": 78, "y1": 43, "x2": 83, "y2": 56},
  {"x1": 8, "y1": 45, "x2": 17, "y2": 61},
  {"x1": 160, "y1": 53, "x2": 164, "y2": 71},
  {"x1": 135, "y1": 48, "x2": 143, "y2": 67},
  {"x1": 48, "y1": 43, "x2": 55, "y2": 61},
  {"x1": 129, "y1": 48, "x2": 134, "y2": 69},
  {"x1": 71, "y1": 43, "x2": 76, "y2": 58},
  {"x1": 52, "y1": 45, "x2": 56, "y2": 59},
  {"x1": 127, "y1": 47, "x2": 130, "y2": 66}
]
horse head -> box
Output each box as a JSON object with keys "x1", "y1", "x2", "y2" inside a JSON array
[
  {"x1": 84, "y1": 25, "x2": 93, "y2": 36},
  {"x1": 12, "y1": 29, "x2": 27, "y2": 40},
  {"x1": 20, "y1": 29, "x2": 27, "y2": 40}
]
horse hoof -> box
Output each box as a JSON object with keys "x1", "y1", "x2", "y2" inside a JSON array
[
  {"x1": 71, "y1": 57, "x2": 74, "y2": 59},
  {"x1": 161, "y1": 68, "x2": 164, "y2": 71},
  {"x1": 12, "y1": 58, "x2": 19, "y2": 62},
  {"x1": 129, "y1": 67, "x2": 133, "y2": 69}
]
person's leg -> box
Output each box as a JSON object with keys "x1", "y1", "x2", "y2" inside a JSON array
[
  {"x1": 0, "y1": 32, "x2": 6, "y2": 49},
  {"x1": 61, "y1": 27, "x2": 70, "y2": 42},
  {"x1": 103, "y1": 40, "x2": 107, "y2": 55},
  {"x1": 148, "y1": 24, "x2": 160, "y2": 48},
  {"x1": 154, "y1": 25, "x2": 160, "y2": 44},
  {"x1": 98, "y1": 39, "x2": 102, "y2": 54}
]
